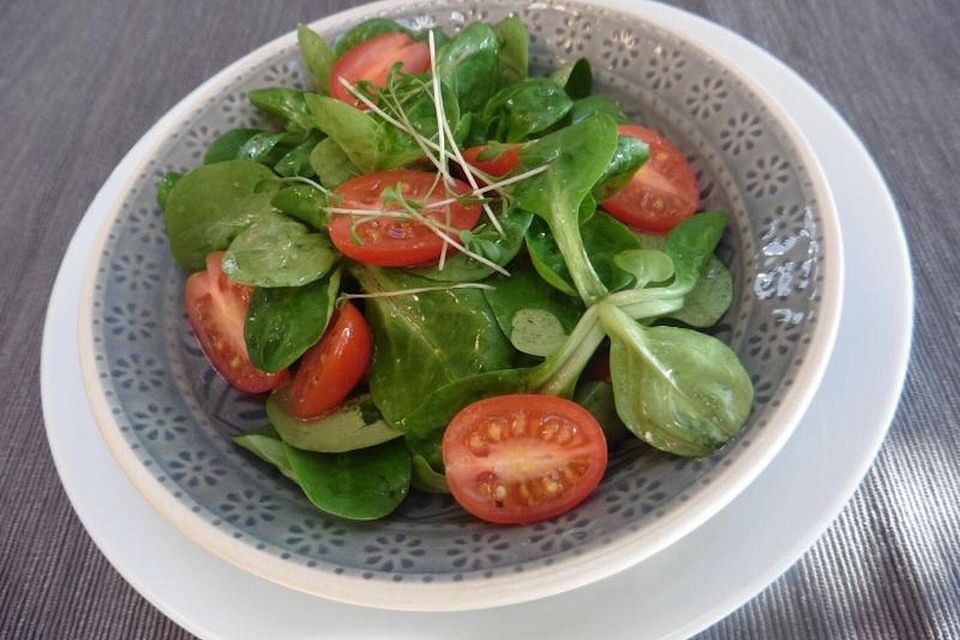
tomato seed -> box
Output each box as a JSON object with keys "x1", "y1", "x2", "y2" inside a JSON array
[
  {"x1": 468, "y1": 433, "x2": 485, "y2": 452},
  {"x1": 539, "y1": 419, "x2": 559, "y2": 441},
  {"x1": 510, "y1": 414, "x2": 527, "y2": 437},
  {"x1": 542, "y1": 477, "x2": 561, "y2": 495}
]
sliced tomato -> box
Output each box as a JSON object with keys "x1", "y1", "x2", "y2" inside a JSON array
[
  {"x1": 601, "y1": 124, "x2": 700, "y2": 233},
  {"x1": 442, "y1": 394, "x2": 608, "y2": 524},
  {"x1": 462, "y1": 143, "x2": 522, "y2": 178},
  {"x1": 185, "y1": 252, "x2": 288, "y2": 393},
  {"x1": 285, "y1": 302, "x2": 373, "y2": 420},
  {"x1": 329, "y1": 32, "x2": 430, "y2": 107},
  {"x1": 329, "y1": 170, "x2": 482, "y2": 267}
]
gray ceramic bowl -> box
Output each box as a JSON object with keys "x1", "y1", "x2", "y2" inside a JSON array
[{"x1": 79, "y1": 0, "x2": 842, "y2": 610}]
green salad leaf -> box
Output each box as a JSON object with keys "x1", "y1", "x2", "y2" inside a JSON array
[
  {"x1": 492, "y1": 16, "x2": 528, "y2": 84},
  {"x1": 631, "y1": 226, "x2": 733, "y2": 326},
  {"x1": 203, "y1": 128, "x2": 264, "y2": 164},
  {"x1": 355, "y1": 267, "x2": 515, "y2": 428},
  {"x1": 479, "y1": 78, "x2": 573, "y2": 142},
  {"x1": 378, "y1": 73, "x2": 461, "y2": 169},
  {"x1": 669, "y1": 256, "x2": 733, "y2": 327},
  {"x1": 270, "y1": 184, "x2": 327, "y2": 230},
  {"x1": 248, "y1": 88, "x2": 315, "y2": 132},
  {"x1": 244, "y1": 269, "x2": 341, "y2": 372},
  {"x1": 510, "y1": 114, "x2": 620, "y2": 305},
  {"x1": 284, "y1": 439, "x2": 411, "y2": 520},
  {"x1": 600, "y1": 304, "x2": 753, "y2": 457},
  {"x1": 437, "y1": 22, "x2": 500, "y2": 114},
  {"x1": 309, "y1": 137, "x2": 360, "y2": 188},
  {"x1": 236, "y1": 428, "x2": 411, "y2": 521},
  {"x1": 410, "y1": 453, "x2": 450, "y2": 493},
  {"x1": 237, "y1": 130, "x2": 303, "y2": 165},
  {"x1": 305, "y1": 94, "x2": 383, "y2": 172},
  {"x1": 274, "y1": 130, "x2": 324, "y2": 178},
  {"x1": 666, "y1": 211, "x2": 728, "y2": 291},
  {"x1": 550, "y1": 57, "x2": 592, "y2": 99},
  {"x1": 266, "y1": 387, "x2": 402, "y2": 453},
  {"x1": 483, "y1": 262, "x2": 584, "y2": 357},
  {"x1": 234, "y1": 425, "x2": 296, "y2": 480},
  {"x1": 569, "y1": 95, "x2": 627, "y2": 125},
  {"x1": 222, "y1": 213, "x2": 337, "y2": 287},
  {"x1": 525, "y1": 211, "x2": 641, "y2": 296},
  {"x1": 297, "y1": 23, "x2": 335, "y2": 93},
  {"x1": 613, "y1": 249, "x2": 674, "y2": 289},
  {"x1": 593, "y1": 134, "x2": 649, "y2": 201},
  {"x1": 163, "y1": 160, "x2": 280, "y2": 271}
]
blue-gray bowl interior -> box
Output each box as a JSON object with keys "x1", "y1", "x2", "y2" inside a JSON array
[{"x1": 88, "y1": 0, "x2": 826, "y2": 585}]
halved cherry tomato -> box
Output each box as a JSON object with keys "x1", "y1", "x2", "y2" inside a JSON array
[
  {"x1": 329, "y1": 32, "x2": 430, "y2": 107},
  {"x1": 285, "y1": 301, "x2": 372, "y2": 420},
  {"x1": 601, "y1": 124, "x2": 700, "y2": 233},
  {"x1": 329, "y1": 170, "x2": 482, "y2": 267},
  {"x1": 442, "y1": 394, "x2": 608, "y2": 524},
  {"x1": 462, "y1": 143, "x2": 522, "y2": 178},
  {"x1": 185, "y1": 252, "x2": 288, "y2": 393}
]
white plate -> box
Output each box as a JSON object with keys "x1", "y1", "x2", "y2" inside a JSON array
[{"x1": 41, "y1": 1, "x2": 911, "y2": 638}]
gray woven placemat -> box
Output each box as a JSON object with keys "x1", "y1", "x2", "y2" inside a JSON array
[{"x1": 2, "y1": 0, "x2": 958, "y2": 638}]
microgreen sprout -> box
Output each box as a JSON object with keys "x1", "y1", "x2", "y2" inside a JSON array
[
  {"x1": 339, "y1": 281, "x2": 495, "y2": 302},
  {"x1": 278, "y1": 175, "x2": 331, "y2": 194}
]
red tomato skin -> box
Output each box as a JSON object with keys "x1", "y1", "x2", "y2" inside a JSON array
[
  {"x1": 185, "y1": 252, "x2": 288, "y2": 394},
  {"x1": 328, "y1": 170, "x2": 481, "y2": 267},
  {"x1": 602, "y1": 124, "x2": 700, "y2": 233},
  {"x1": 285, "y1": 302, "x2": 373, "y2": 420},
  {"x1": 442, "y1": 394, "x2": 608, "y2": 525},
  {"x1": 329, "y1": 32, "x2": 431, "y2": 107},
  {"x1": 462, "y1": 144, "x2": 522, "y2": 178}
]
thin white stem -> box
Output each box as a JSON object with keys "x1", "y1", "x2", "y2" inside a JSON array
[
  {"x1": 339, "y1": 77, "x2": 425, "y2": 139},
  {"x1": 326, "y1": 199, "x2": 508, "y2": 274},
  {"x1": 423, "y1": 164, "x2": 551, "y2": 210},
  {"x1": 323, "y1": 207, "x2": 462, "y2": 233},
  {"x1": 339, "y1": 77, "x2": 449, "y2": 159},
  {"x1": 437, "y1": 100, "x2": 504, "y2": 236},
  {"x1": 384, "y1": 89, "x2": 446, "y2": 172},
  {"x1": 428, "y1": 31, "x2": 450, "y2": 187},
  {"x1": 340, "y1": 282, "x2": 495, "y2": 301},
  {"x1": 416, "y1": 220, "x2": 510, "y2": 276},
  {"x1": 282, "y1": 175, "x2": 331, "y2": 194},
  {"x1": 428, "y1": 30, "x2": 452, "y2": 270}
]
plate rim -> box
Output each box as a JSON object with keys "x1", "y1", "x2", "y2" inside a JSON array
[{"x1": 73, "y1": 0, "x2": 844, "y2": 611}]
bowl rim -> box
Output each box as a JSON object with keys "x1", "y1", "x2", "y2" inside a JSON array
[{"x1": 76, "y1": 0, "x2": 844, "y2": 611}]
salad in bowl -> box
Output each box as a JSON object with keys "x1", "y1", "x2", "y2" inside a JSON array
[{"x1": 157, "y1": 15, "x2": 753, "y2": 526}]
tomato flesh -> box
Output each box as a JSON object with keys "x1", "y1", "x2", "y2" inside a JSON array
[
  {"x1": 462, "y1": 144, "x2": 522, "y2": 178},
  {"x1": 442, "y1": 394, "x2": 607, "y2": 524},
  {"x1": 329, "y1": 32, "x2": 431, "y2": 107},
  {"x1": 285, "y1": 302, "x2": 373, "y2": 420},
  {"x1": 329, "y1": 170, "x2": 482, "y2": 267},
  {"x1": 601, "y1": 124, "x2": 700, "y2": 233},
  {"x1": 184, "y1": 252, "x2": 288, "y2": 393}
]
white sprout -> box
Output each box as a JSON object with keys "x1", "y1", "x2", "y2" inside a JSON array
[{"x1": 340, "y1": 282, "x2": 495, "y2": 301}]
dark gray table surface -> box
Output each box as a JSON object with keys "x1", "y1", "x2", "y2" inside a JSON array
[{"x1": 2, "y1": 0, "x2": 958, "y2": 638}]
